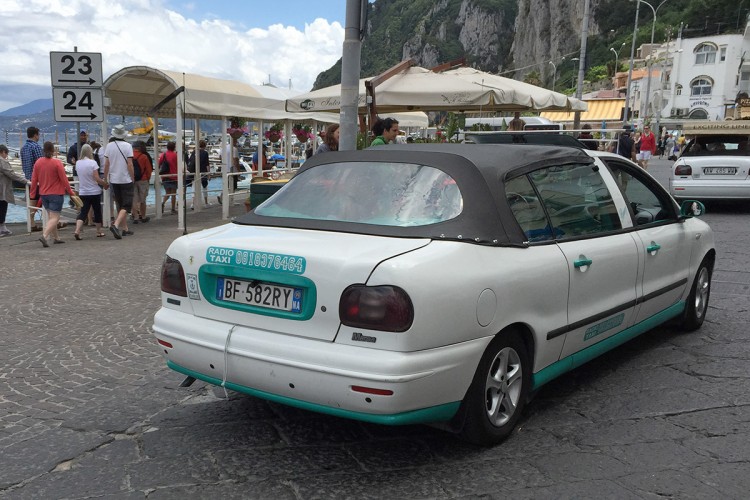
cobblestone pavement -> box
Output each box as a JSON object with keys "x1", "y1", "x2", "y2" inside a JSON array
[{"x1": 1, "y1": 160, "x2": 748, "y2": 499}]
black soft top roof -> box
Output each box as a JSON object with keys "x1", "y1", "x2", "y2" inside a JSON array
[
  {"x1": 464, "y1": 131, "x2": 587, "y2": 148},
  {"x1": 234, "y1": 144, "x2": 593, "y2": 246}
]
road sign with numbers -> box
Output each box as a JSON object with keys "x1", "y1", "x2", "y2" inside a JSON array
[
  {"x1": 52, "y1": 88, "x2": 104, "y2": 122},
  {"x1": 50, "y1": 51, "x2": 104, "y2": 122},
  {"x1": 50, "y1": 52, "x2": 103, "y2": 87}
]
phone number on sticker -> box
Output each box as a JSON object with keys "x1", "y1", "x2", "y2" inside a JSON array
[{"x1": 206, "y1": 247, "x2": 306, "y2": 274}]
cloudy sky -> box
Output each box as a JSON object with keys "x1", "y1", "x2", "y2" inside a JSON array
[{"x1": 0, "y1": 0, "x2": 348, "y2": 112}]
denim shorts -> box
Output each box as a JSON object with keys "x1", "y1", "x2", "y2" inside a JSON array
[{"x1": 41, "y1": 194, "x2": 64, "y2": 212}]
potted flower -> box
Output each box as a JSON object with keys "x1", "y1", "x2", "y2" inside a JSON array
[
  {"x1": 265, "y1": 123, "x2": 284, "y2": 143},
  {"x1": 227, "y1": 117, "x2": 246, "y2": 140},
  {"x1": 292, "y1": 123, "x2": 314, "y2": 143}
]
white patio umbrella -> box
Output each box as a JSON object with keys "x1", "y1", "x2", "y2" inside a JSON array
[
  {"x1": 285, "y1": 66, "x2": 587, "y2": 114},
  {"x1": 443, "y1": 67, "x2": 587, "y2": 112}
]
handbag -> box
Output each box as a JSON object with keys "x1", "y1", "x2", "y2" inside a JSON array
[
  {"x1": 159, "y1": 154, "x2": 170, "y2": 176},
  {"x1": 70, "y1": 195, "x2": 84, "y2": 209}
]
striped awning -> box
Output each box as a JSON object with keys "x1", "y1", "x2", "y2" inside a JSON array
[{"x1": 541, "y1": 99, "x2": 625, "y2": 122}]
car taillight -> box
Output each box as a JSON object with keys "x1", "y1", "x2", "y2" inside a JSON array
[
  {"x1": 675, "y1": 164, "x2": 692, "y2": 176},
  {"x1": 161, "y1": 255, "x2": 187, "y2": 296},
  {"x1": 339, "y1": 285, "x2": 414, "y2": 332}
]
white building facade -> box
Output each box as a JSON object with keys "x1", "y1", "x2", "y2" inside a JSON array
[{"x1": 630, "y1": 22, "x2": 750, "y2": 127}]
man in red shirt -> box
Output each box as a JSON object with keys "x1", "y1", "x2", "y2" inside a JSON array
[{"x1": 639, "y1": 125, "x2": 657, "y2": 170}]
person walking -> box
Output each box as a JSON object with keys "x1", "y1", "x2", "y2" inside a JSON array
[
  {"x1": 0, "y1": 144, "x2": 31, "y2": 237},
  {"x1": 30, "y1": 141, "x2": 74, "y2": 247},
  {"x1": 102, "y1": 125, "x2": 134, "y2": 239},
  {"x1": 639, "y1": 124, "x2": 657, "y2": 170},
  {"x1": 188, "y1": 139, "x2": 210, "y2": 209},
  {"x1": 72, "y1": 144, "x2": 108, "y2": 240},
  {"x1": 131, "y1": 141, "x2": 152, "y2": 223},
  {"x1": 20, "y1": 126, "x2": 43, "y2": 231},
  {"x1": 617, "y1": 125, "x2": 636, "y2": 161},
  {"x1": 370, "y1": 117, "x2": 399, "y2": 146},
  {"x1": 66, "y1": 129, "x2": 88, "y2": 209},
  {"x1": 66, "y1": 129, "x2": 88, "y2": 169},
  {"x1": 315, "y1": 124, "x2": 340, "y2": 154},
  {"x1": 577, "y1": 124, "x2": 598, "y2": 150},
  {"x1": 665, "y1": 133, "x2": 677, "y2": 161},
  {"x1": 159, "y1": 141, "x2": 178, "y2": 214},
  {"x1": 633, "y1": 131, "x2": 643, "y2": 167}
]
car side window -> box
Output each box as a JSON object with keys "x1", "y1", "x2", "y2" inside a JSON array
[
  {"x1": 603, "y1": 160, "x2": 675, "y2": 226},
  {"x1": 505, "y1": 175, "x2": 554, "y2": 242},
  {"x1": 528, "y1": 163, "x2": 622, "y2": 239}
]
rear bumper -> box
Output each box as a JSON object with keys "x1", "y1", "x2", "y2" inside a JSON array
[
  {"x1": 671, "y1": 178, "x2": 750, "y2": 200},
  {"x1": 152, "y1": 307, "x2": 490, "y2": 425}
]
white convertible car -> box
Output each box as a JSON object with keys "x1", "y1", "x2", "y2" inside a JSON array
[
  {"x1": 671, "y1": 123, "x2": 750, "y2": 201},
  {"x1": 154, "y1": 144, "x2": 715, "y2": 445}
]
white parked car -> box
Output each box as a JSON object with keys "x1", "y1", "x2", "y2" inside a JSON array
[
  {"x1": 670, "y1": 123, "x2": 750, "y2": 201},
  {"x1": 154, "y1": 144, "x2": 715, "y2": 445}
]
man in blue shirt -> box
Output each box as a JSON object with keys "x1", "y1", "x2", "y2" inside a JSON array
[
  {"x1": 20, "y1": 126, "x2": 42, "y2": 180},
  {"x1": 19, "y1": 126, "x2": 43, "y2": 230}
]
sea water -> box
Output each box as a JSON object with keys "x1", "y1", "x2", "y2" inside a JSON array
[{"x1": 5, "y1": 177, "x2": 228, "y2": 224}]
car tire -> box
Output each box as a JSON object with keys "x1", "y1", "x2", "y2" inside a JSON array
[
  {"x1": 677, "y1": 258, "x2": 713, "y2": 331},
  {"x1": 457, "y1": 329, "x2": 530, "y2": 446}
]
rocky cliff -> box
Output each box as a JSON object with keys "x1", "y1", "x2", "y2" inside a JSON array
[
  {"x1": 313, "y1": 0, "x2": 598, "y2": 89},
  {"x1": 510, "y1": 0, "x2": 602, "y2": 83},
  {"x1": 312, "y1": 0, "x2": 731, "y2": 90}
]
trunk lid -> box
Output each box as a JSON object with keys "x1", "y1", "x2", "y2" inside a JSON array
[{"x1": 177, "y1": 223, "x2": 430, "y2": 342}]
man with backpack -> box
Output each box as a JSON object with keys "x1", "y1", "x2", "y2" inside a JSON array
[
  {"x1": 617, "y1": 124, "x2": 636, "y2": 162},
  {"x1": 131, "y1": 141, "x2": 152, "y2": 224}
]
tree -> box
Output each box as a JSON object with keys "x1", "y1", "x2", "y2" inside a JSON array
[{"x1": 523, "y1": 70, "x2": 542, "y2": 87}]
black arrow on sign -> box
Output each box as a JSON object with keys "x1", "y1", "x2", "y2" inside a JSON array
[
  {"x1": 60, "y1": 113, "x2": 98, "y2": 119},
  {"x1": 58, "y1": 77, "x2": 96, "y2": 85}
]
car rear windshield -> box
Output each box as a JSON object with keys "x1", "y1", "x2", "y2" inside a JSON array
[
  {"x1": 682, "y1": 135, "x2": 750, "y2": 156},
  {"x1": 254, "y1": 161, "x2": 463, "y2": 226}
]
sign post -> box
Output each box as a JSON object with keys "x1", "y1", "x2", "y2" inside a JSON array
[{"x1": 50, "y1": 50, "x2": 104, "y2": 123}]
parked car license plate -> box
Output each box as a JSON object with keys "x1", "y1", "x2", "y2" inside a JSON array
[
  {"x1": 703, "y1": 167, "x2": 737, "y2": 175},
  {"x1": 216, "y1": 277, "x2": 302, "y2": 312}
]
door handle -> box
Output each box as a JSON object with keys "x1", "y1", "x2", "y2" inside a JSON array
[
  {"x1": 574, "y1": 257, "x2": 593, "y2": 269},
  {"x1": 646, "y1": 242, "x2": 661, "y2": 254}
]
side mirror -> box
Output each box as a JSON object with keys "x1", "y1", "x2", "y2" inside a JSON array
[{"x1": 680, "y1": 200, "x2": 705, "y2": 218}]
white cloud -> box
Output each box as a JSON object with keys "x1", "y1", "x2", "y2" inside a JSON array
[{"x1": 0, "y1": 0, "x2": 344, "y2": 108}]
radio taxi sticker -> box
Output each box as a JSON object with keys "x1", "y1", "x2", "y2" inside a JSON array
[{"x1": 206, "y1": 246, "x2": 306, "y2": 274}]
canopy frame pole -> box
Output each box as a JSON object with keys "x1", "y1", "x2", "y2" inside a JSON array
[
  {"x1": 152, "y1": 116, "x2": 162, "y2": 219},
  {"x1": 221, "y1": 118, "x2": 229, "y2": 220},
  {"x1": 364, "y1": 58, "x2": 416, "y2": 127}
]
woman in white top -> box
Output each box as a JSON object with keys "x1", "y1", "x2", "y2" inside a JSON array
[{"x1": 73, "y1": 144, "x2": 109, "y2": 239}]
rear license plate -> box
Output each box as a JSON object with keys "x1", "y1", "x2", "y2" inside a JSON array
[
  {"x1": 703, "y1": 167, "x2": 737, "y2": 175},
  {"x1": 216, "y1": 278, "x2": 302, "y2": 313}
]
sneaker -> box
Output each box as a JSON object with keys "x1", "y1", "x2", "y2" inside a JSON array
[
  {"x1": 38, "y1": 236, "x2": 49, "y2": 248},
  {"x1": 139, "y1": 217, "x2": 150, "y2": 223},
  {"x1": 109, "y1": 225, "x2": 122, "y2": 240},
  {"x1": 132, "y1": 219, "x2": 139, "y2": 224},
  {"x1": 0, "y1": 230, "x2": 11, "y2": 237},
  {"x1": 122, "y1": 230, "x2": 134, "y2": 236}
]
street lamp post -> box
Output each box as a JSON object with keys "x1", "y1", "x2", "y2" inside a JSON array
[
  {"x1": 641, "y1": 0, "x2": 669, "y2": 125},
  {"x1": 610, "y1": 42, "x2": 626, "y2": 83},
  {"x1": 624, "y1": 0, "x2": 641, "y2": 123},
  {"x1": 549, "y1": 60, "x2": 558, "y2": 91},
  {"x1": 570, "y1": 58, "x2": 580, "y2": 89}
]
